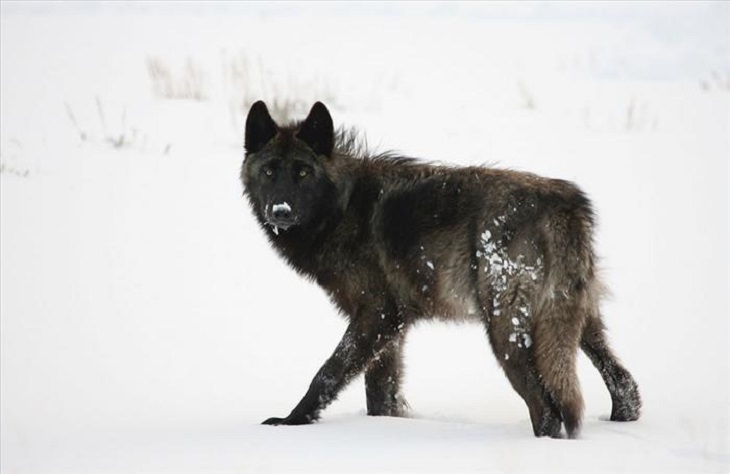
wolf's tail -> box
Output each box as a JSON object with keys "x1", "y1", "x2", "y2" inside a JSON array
[
  {"x1": 533, "y1": 311, "x2": 585, "y2": 438},
  {"x1": 533, "y1": 204, "x2": 597, "y2": 438}
]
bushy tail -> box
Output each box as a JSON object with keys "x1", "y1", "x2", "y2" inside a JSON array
[
  {"x1": 533, "y1": 313, "x2": 585, "y2": 438},
  {"x1": 533, "y1": 199, "x2": 597, "y2": 438}
]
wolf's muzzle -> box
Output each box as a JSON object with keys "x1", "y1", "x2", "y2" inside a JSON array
[{"x1": 267, "y1": 202, "x2": 296, "y2": 230}]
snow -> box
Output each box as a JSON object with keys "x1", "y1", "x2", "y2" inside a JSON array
[
  {"x1": 1, "y1": 2, "x2": 729, "y2": 473},
  {"x1": 272, "y1": 202, "x2": 291, "y2": 213}
]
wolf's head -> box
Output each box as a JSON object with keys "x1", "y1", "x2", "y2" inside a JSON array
[{"x1": 242, "y1": 101, "x2": 340, "y2": 235}]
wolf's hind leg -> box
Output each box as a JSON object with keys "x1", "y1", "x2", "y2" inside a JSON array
[
  {"x1": 365, "y1": 335, "x2": 408, "y2": 417},
  {"x1": 486, "y1": 318, "x2": 562, "y2": 438},
  {"x1": 581, "y1": 315, "x2": 641, "y2": 421}
]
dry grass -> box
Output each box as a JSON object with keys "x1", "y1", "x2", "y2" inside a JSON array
[{"x1": 147, "y1": 56, "x2": 207, "y2": 101}]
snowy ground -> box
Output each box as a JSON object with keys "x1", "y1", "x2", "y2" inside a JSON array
[{"x1": 1, "y1": 2, "x2": 728, "y2": 473}]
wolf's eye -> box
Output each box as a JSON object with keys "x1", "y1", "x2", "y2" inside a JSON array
[
  {"x1": 263, "y1": 168, "x2": 273, "y2": 177},
  {"x1": 298, "y1": 169, "x2": 308, "y2": 178}
]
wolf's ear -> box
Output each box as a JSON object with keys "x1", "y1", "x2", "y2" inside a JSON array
[
  {"x1": 245, "y1": 101, "x2": 278, "y2": 154},
  {"x1": 297, "y1": 102, "x2": 334, "y2": 157}
]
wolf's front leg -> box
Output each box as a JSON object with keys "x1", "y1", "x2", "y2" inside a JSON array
[
  {"x1": 263, "y1": 316, "x2": 400, "y2": 426},
  {"x1": 365, "y1": 333, "x2": 408, "y2": 417}
]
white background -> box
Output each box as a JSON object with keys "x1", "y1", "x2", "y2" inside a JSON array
[{"x1": 1, "y1": 2, "x2": 728, "y2": 472}]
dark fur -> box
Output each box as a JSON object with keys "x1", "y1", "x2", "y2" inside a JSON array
[{"x1": 241, "y1": 101, "x2": 641, "y2": 438}]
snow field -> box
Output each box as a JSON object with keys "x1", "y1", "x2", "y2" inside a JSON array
[{"x1": 1, "y1": 3, "x2": 728, "y2": 473}]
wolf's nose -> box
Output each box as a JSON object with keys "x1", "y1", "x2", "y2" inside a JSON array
[
  {"x1": 270, "y1": 202, "x2": 293, "y2": 223},
  {"x1": 272, "y1": 207, "x2": 291, "y2": 220}
]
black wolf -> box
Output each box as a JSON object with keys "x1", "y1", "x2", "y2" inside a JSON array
[{"x1": 241, "y1": 101, "x2": 641, "y2": 438}]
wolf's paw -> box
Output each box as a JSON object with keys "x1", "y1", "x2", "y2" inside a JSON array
[
  {"x1": 262, "y1": 414, "x2": 312, "y2": 426},
  {"x1": 366, "y1": 395, "x2": 409, "y2": 418},
  {"x1": 262, "y1": 417, "x2": 286, "y2": 425},
  {"x1": 533, "y1": 412, "x2": 563, "y2": 439},
  {"x1": 610, "y1": 401, "x2": 641, "y2": 422}
]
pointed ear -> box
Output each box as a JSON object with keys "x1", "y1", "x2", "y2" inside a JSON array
[
  {"x1": 296, "y1": 102, "x2": 334, "y2": 157},
  {"x1": 245, "y1": 101, "x2": 278, "y2": 154}
]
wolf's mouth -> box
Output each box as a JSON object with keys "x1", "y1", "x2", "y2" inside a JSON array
[{"x1": 267, "y1": 221, "x2": 294, "y2": 235}]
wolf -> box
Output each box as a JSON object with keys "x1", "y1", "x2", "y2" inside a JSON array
[{"x1": 241, "y1": 101, "x2": 641, "y2": 438}]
